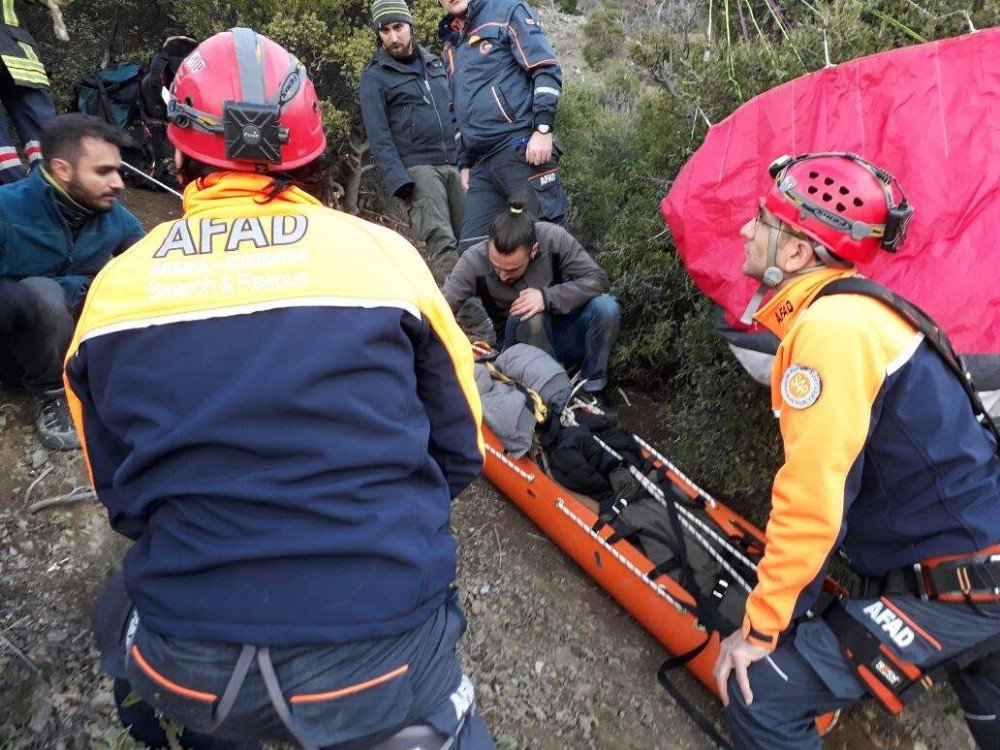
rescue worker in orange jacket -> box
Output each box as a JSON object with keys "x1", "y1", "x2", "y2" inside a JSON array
[
  {"x1": 69, "y1": 29, "x2": 493, "y2": 750},
  {"x1": 713, "y1": 153, "x2": 999, "y2": 749}
]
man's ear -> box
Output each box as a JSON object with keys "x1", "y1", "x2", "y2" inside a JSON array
[
  {"x1": 174, "y1": 149, "x2": 186, "y2": 186},
  {"x1": 782, "y1": 236, "x2": 819, "y2": 274},
  {"x1": 48, "y1": 157, "x2": 73, "y2": 184}
]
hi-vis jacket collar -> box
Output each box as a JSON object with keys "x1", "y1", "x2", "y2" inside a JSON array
[
  {"x1": 753, "y1": 267, "x2": 857, "y2": 341},
  {"x1": 182, "y1": 172, "x2": 321, "y2": 216}
]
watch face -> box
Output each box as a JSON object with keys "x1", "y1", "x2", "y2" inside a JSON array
[{"x1": 537, "y1": 124, "x2": 551, "y2": 134}]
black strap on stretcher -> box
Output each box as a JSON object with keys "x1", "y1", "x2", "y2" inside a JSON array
[
  {"x1": 822, "y1": 597, "x2": 1000, "y2": 715},
  {"x1": 814, "y1": 278, "x2": 1000, "y2": 449},
  {"x1": 588, "y1": 446, "x2": 753, "y2": 750},
  {"x1": 656, "y1": 640, "x2": 734, "y2": 750}
]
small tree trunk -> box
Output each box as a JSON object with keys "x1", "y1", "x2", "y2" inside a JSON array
[{"x1": 341, "y1": 134, "x2": 371, "y2": 215}]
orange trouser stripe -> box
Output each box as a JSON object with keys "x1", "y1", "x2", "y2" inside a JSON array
[
  {"x1": 290, "y1": 663, "x2": 409, "y2": 705},
  {"x1": 130, "y1": 645, "x2": 218, "y2": 703}
]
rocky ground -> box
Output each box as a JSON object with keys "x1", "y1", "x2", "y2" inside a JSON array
[{"x1": 0, "y1": 192, "x2": 974, "y2": 746}]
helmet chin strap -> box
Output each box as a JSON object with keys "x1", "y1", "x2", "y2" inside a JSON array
[
  {"x1": 740, "y1": 226, "x2": 834, "y2": 325},
  {"x1": 740, "y1": 226, "x2": 783, "y2": 325}
]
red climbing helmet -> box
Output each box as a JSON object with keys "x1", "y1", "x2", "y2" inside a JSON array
[
  {"x1": 763, "y1": 152, "x2": 913, "y2": 264},
  {"x1": 166, "y1": 28, "x2": 326, "y2": 171}
]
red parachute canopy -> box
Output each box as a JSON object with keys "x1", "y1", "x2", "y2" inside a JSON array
[{"x1": 661, "y1": 29, "x2": 1000, "y2": 392}]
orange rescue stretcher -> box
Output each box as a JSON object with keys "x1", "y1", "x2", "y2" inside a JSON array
[{"x1": 479, "y1": 400, "x2": 839, "y2": 737}]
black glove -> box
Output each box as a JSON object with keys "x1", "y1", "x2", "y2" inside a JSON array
[{"x1": 394, "y1": 182, "x2": 415, "y2": 201}]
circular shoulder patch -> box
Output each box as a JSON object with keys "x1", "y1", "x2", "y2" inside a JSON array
[{"x1": 781, "y1": 365, "x2": 822, "y2": 409}]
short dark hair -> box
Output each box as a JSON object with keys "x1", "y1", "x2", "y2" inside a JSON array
[
  {"x1": 177, "y1": 154, "x2": 332, "y2": 204},
  {"x1": 40, "y1": 114, "x2": 129, "y2": 167},
  {"x1": 489, "y1": 199, "x2": 537, "y2": 255}
]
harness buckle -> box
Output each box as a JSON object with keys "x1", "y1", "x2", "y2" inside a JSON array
[{"x1": 912, "y1": 562, "x2": 929, "y2": 601}]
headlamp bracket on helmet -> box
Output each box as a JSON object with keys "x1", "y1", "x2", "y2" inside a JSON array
[{"x1": 223, "y1": 101, "x2": 289, "y2": 164}]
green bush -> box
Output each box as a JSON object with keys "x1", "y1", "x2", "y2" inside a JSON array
[
  {"x1": 582, "y1": 9, "x2": 625, "y2": 69},
  {"x1": 556, "y1": 0, "x2": 996, "y2": 505}
]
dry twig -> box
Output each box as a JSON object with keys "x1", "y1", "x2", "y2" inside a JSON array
[
  {"x1": 0, "y1": 632, "x2": 49, "y2": 685},
  {"x1": 29, "y1": 486, "x2": 97, "y2": 514}
]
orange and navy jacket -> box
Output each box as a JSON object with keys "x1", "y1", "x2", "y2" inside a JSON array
[
  {"x1": 63, "y1": 172, "x2": 484, "y2": 647},
  {"x1": 742, "y1": 268, "x2": 1000, "y2": 649},
  {"x1": 438, "y1": 0, "x2": 562, "y2": 167}
]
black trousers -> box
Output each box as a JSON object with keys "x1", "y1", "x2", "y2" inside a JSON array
[
  {"x1": 0, "y1": 67, "x2": 57, "y2": 184},
  {"x1": 0, "y1": 277, "x2": 75, "y2": 391},
  {"x1": 457, "y1": 140, "x2": 570, "y2": 255}
]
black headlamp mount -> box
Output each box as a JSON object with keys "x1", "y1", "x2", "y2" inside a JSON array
[{"x1": 223, "y1": 101, "x2": 289, "y2": 164}]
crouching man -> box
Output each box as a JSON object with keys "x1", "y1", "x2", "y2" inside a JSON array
[
  {"x1": 443, "y1": 200, "x2": 620, "y2": 404},
  {"x1": 713, "y1": 153, "x2": 999, "y2": 749},
  {"x1": 0, "y1": 113, "x2": 144, "y2": 449}
]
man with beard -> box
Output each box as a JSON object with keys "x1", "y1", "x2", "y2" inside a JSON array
[
  {"x1": 360, "y1": 0, "x2": 463, "y2": 282},
  {"x1": 0, "y1": 113, "x2": 145, "y2": 449}
]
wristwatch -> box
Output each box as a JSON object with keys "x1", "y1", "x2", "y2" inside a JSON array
[{"x1": 535, "y1": 124, "x2": 551, "y2": 134}]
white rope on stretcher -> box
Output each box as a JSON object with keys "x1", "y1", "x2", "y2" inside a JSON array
[
  {"x1": 632, "y1": 434, "x2": 718, "y2": 509},
  {"x1": 591, "y1": 436, "x2": 757, "y2": 591},
  {"x1": 627, "y1": 462, "x2": 758, "y2": 586},
  {"x1": 484, "y1": 442, "x2": 535, "y2": 483},
  {"x1": 593, "y1": 437, "x2": 751, "y2": 569},
  {"x1": 555, "y1": 498, "x2": 689, "y2": 613}
]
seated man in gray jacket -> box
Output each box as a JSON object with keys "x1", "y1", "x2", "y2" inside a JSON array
[{"x1": 443, "y1": 200, "x2": 620, "y2": 403}]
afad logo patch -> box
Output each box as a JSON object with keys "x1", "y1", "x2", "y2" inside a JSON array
[
  {"x1": 862, "y1": 601, "x2": 916, "y2": 649},
  {"x1": 780, "y1": 365, "x2": 822, "y2": 409}
]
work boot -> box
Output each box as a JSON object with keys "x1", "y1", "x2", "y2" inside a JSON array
[
  {"x1": 457, "y1": 297, "x2": 496, "y2": 347},
  {"x1": 36, "y1": 392, "x2": 80, "y2": 451}
]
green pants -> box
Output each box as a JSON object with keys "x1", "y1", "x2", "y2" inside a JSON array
[
  {"x1": 406, "y1": 164, "x2": 495, "y2": 344},
  {"x1": 405, "y1": 164, "x2": 464, "y2": 281}
]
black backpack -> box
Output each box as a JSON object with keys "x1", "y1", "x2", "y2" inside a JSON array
[
  {"x1": 75, "y1": 61, "x2": 157, "y2": 186},
  {"x1": 139, "y1": 36, "x2": 198, "y2": 123}
]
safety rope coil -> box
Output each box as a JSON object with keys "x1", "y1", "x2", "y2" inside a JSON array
[
  {"x1": 555, "y1": 498, "x2": 688, "y2": 613},
  {"x1": 484, "y1": 443, "x2": 535, "y2": 483},
  {"x1": 631, "y1": 436, "x2": 718, "y2": 509}
]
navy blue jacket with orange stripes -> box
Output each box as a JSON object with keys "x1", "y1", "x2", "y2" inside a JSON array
[
  {"x1": 64, "y1": 172, "x2": 484, "y2": 647},
  {"x1": 439, "y1": 0, "x2": 562, "y2": 168}
]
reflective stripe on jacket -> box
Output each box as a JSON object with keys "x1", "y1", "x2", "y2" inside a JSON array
[
  {"x1": 64, "y1": 172, "x2": 485, "y2": 647},
  {"x1": 2, "y1": 1, "x2": 50, "y2": 88},
  {"x1": 741, "y1": 268, "x2": 1000, "y2": 649}
]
